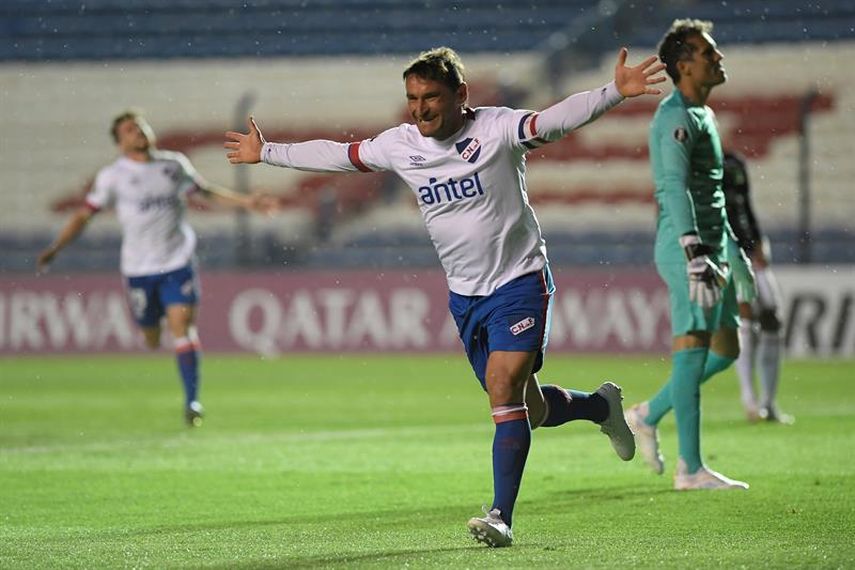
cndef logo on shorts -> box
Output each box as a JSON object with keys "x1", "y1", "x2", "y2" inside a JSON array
[{"x1": 510, "y1": 317, "x2": 535, "y2": 336}]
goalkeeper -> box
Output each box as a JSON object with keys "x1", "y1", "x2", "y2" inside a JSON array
[{"x1": 625, "y1": 19, "x2": 753, "y2": 490}]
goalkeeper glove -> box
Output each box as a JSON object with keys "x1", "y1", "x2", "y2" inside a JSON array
[
  {"x1": 680, "y1": 234, "x2": 728, "y2": 310},
  {"x1": 726, "y1": 235, "x2": 756, "y2": 304}
]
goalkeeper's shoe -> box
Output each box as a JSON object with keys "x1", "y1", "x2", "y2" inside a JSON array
[
  {"x1": 467, "y1": 507, "x2": 513, "y2": 547},
  {"x1": 595, "y1": 382, "x2": 635, "y2": 461},
  {"x1": 759, "y1": 405, "x2": 795, "y2": 425},
  {"x1": 625, "y1": 403, "x2": 664, "y2": 474},
  {"x1": 185, "y1": 400, "x2": 204, "y2": 427},
  {"x1": 674, "y1": 459, "x2": 749, "y2": 490}
]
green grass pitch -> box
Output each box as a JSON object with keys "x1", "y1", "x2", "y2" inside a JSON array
[{"x1": 2, "y1": 354, "x2": 853, "y2": 568}]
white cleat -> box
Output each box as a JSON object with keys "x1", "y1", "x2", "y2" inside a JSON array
[
  {"x1": 674, "y1": 458, "x2": 749, "y2": 490},
  {"x1": 759, "y1": 406, "x2": 795, "y2": 425},
  {"x1": 625, "y1": 402, "x2": 665, "y2": 474},
  {"x1": 595, "y1": 382, "x2": 635, "y2": 461},
  {"x1": 467, "y1": 507, "x2": 513, "y2": 547}
]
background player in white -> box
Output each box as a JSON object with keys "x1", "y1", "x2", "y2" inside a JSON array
[
  {"x1": 38, "y1": 110, "x2": 273, "y2": 427},
  {"x1": 225, "y1": 46, "x2": 665, "y2": 547},
  {"x1": 723, "y1": 150, "x2": 793, "y2": 424}
]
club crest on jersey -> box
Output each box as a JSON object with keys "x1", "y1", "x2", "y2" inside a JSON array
[
  {"x1": 455, "y1": 137, "x2": 482, "y2": 164},
  {"x1": 673, "y1": 127, "x2": 688, "y2": 143},
  {"x1": 510, "y1": 316, "x2": 536, "y2": 336}
]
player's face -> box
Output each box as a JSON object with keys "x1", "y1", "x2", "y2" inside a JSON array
[
  {"x1": 405, "y1": 75, "x2": 467, "y2": 140},
  {"x1": 116, "y1": 117, "x2": 154, "y2": 154},
  {"x1": 684, "y1": 32, "x2": 726, "y2": 88}
]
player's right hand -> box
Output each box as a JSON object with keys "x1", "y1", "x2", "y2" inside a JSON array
[
  {"x1": 249, "y1": 191, "x2": 281, "y2": 215},
  {"x1": 225, "y1": 116, "x2": 265, "y2": 164},
  {"x1": 36, "y1": 249, "x2": 56, "y2": 273},
  {"x1": 681, "y1": 234, "x2": 727, "y2": 310}
]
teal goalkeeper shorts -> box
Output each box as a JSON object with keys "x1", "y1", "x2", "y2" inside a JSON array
[{"x1": 656, "y1": 260, "x2": 740, "y2": 336}]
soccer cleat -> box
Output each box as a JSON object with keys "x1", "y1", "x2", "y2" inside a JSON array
[
  {"x1": 625, "y1": 402, "x2": 665, "y2": 474},
  {"x1": 467, "y1": 507, "x2": 513, "y2": 547},
  {"x1": 674, "y1": 458, "x2": 749, "y2": 490},
  {"x1": 759, "y1": 406, "x2": 795, "y2": 425},
  {"x1": 595, "y1": 382, "x2": 635, "y2": 461},
  {"x1": 185, "y1": 400, "x2": 204, "y2": 427}
]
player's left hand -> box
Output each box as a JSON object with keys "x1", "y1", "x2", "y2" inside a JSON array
[
  {"x1": 614, "y1": 47, "x2": 666, "y2": 98},
  {"x1": 225, "y1": 116, "x2": 265, "y2": 164}
]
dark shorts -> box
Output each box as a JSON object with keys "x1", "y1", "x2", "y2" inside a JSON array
[
  {"x1": 125, "y1": 265, "x2": 199, "y2": 328},
  {"x1": 449, "y1": 266, "x2": 554, "y2": 389}
]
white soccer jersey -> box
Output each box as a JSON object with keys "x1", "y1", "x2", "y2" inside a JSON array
[
  {"x1": 85, "y1": 150, "x2": 204, "y2": 277},
  {"x1": 263, "y1": 82, "x2": 624, "y2": 295}
]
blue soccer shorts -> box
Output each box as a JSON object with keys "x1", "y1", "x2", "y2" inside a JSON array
[
  {"x1": 449, "y1": 265, "x2": 555, "y2": 390},
  {"x1": 125, "y1": 265, "x2": 200, "y2": 328}
]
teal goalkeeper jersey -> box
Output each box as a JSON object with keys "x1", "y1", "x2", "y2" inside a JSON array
[{"x1": 650, "y1": 90, "x2": 727, "y2": 264}]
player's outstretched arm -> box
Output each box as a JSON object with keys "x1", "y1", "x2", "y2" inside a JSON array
[
  {"x1": 531, "y1": 48, "x2": 666, "y2": 142},
  {"x1": 198, "y1": 182, "x2": 280, "y2": 215},
  {"x1": 224, "y1": 116, "x2": 265, "y2": 165},
  {"x1": 613, "y1": 47, "x2": 666, "y2": 98},
  {"x1": 36, "y1": 207, "x2": 94, "y2": 273}
]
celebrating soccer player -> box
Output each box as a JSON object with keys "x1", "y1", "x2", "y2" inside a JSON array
[
  {"x1": 625, "y1": 20, "x2": 754, "y2": 490},
  {"x1": 225, "y1": 45, "x2": 665, "y2": 545},
  {"x1": 38, "y1": 110, "x2": 275, "y2": 427}
]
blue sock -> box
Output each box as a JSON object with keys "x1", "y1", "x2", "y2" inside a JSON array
[
  {"x1": 540, "y1": 385, "x2": 608, "y2": 426},
  {"x1": 491, "y1": 406, "x2": 531, "y2": 528},
  {"x1": 175, "y1": 337, "x2": 200, "y2": 406}
]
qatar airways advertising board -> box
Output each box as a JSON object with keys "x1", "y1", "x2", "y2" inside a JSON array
[{"x1": 0, "y1": 267, "x2": 852, "y2": 357}]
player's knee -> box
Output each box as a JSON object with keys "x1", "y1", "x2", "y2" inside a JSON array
[
  {"x1": 527, "y1": 396, "x2": 547, "y2": 429},
  {"x1": 711, "y1": 328, "x2": 740, "y2": 359}
]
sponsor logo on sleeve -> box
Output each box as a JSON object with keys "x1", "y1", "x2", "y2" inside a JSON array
[{"x1": 673, "y1": 127, "x2": 689, "y2": 142}]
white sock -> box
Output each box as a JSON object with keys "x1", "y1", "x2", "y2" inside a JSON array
[
  {"x1": 736, "y1": 320, "x2": 758, "y2": 411},
  {"x1": 758, "y1": 330, "x2": 782, "y2": 409}
]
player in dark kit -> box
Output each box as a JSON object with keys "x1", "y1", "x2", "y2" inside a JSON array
[{"x1": 722, "y1": 151, "x2": 793, "y2": 424}]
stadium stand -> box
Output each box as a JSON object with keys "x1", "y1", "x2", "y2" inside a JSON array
[
  {"x1": 2, "y1": 0, "x2": 852, "y2": 62},
  {"x1": 1, "y1": 1, "x2": 853, "y2": 271}
]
